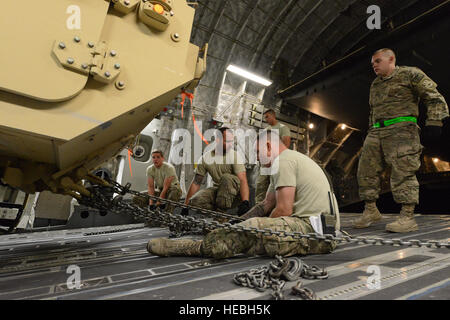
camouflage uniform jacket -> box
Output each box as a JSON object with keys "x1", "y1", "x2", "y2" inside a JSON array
[{"x1": 369, "y1": 66, "x2": 448, "y2": 129}]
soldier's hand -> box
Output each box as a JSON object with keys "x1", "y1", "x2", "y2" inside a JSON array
[
  {"x1": 157, "y1": 202, "x2": 167, "y2": 210},
  {"x1": 422, "y1": 125, "x2": 442, "y2": 145},
  {"x1": 237, "y1": 200, "x2": 250, "y2": 216},
  {"x1": 180, "y1": 207, "x2": 189, "y2": 216}
]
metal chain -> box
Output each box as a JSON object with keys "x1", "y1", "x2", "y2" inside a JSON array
[
  {"x1": 82, "y1": 225, "x2": 145, "y2": 236},
  {"x1": 115, "y1": 181, "x2": 245, "y2": 223},
  {"x1": 233, "y1": 255, "x2": 326, "y2": 300},
  {"x1": 291, "y1": 281, "x2": 317, "y2": 300},
  {"x1": 78, "y1": 181, "x2": 450, "y2": 249}
]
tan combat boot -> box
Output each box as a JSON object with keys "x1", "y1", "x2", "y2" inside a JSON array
[
  {"x1": 147, "y1": 238, "x2": 203, "y2": 257},
  {"x1": 385, "y1": 204, "x2": 418, "y2": 233},
  {"x1": 352, "y1": 201, "x2": 382, "y2": 228}
]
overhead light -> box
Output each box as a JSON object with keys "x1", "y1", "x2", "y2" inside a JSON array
[
  {"x1": 308, "y1": 123, "x2": 314, "y2": 129},
  {"x1": 433, "y1": 158, "x2": 439, "y2": 163},
  {"x1": 340, "y1": 124, "x2": 347, "y2": 130},
  {"x1": 226, "y1": 65, "x2": 272, "y2": 86}
]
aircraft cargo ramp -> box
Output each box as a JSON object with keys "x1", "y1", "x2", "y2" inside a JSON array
[{"x1": 0, "y1": 213, "x2": 448, "y2": 300}]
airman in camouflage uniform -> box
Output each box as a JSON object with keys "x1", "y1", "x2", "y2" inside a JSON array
[
  {"x1": 136, "y1": 150, "x2": 182, "y2": 213},
  {"x1": 255, "y1": 109, "x2": 291, "y2": 203},
  {"x1": 147, "y1": 131, "x2": 337, "y2": 258},
  {"x1": 181, "y1": 127, "x2": 250, "y2": 215},
  {"x1": 354, "y1": 49, "x2": 449, "y2": 232}
]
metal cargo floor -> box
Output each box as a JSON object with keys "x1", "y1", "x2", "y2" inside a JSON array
[{"x1": 0, "y1": 213, "x2": 448, "y2": 300}]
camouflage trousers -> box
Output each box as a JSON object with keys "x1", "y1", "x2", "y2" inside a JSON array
[
  {"x1": 357, "y1": 123, "x2": 423, "y2": 204},
  {"x1": 158, "y1": 186, "x2": 182, "y2": 213},
  {"x1": 255, "y1": 169, "x2": 270, "y2": 204},
  {"x1": 189, "y1": 174, "x2": 241, "y2": 211},
  {"x1": 201, "y1": 216, "x2": 337, "y2": 259},
  {"x1": 133, "y1": 186, "x2": 182, "y2": 213}
]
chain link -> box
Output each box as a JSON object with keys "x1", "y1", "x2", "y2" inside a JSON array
[
  {"x1": 291, "y1": 281, "x2": 317, "y2": 300},
  {"x1": 118, "y1": 181, "x2": 245, "y2": 223},
  {"x1": 82, "y1": 225, "x2": 145, "y2": 236},
  {"x1": 78, "y1": 180, "x2": 450, "y2": 250},
  {"x1": 233, "y1": 255, "x2": 326, "y2": 300}
]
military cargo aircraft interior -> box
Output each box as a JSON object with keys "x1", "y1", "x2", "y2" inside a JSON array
[{"x1": 0, "y1": 0, "x2": 449, "y2": 305}]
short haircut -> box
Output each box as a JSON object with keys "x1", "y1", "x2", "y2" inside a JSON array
[
  {"x1": 372, "y1": 48, "x2": 396, "y2": 59},
  {"x1": 263, "y1": 109, "x2": 276, "y2": 116},
  {"x1": 151, "y1": 149, "x2": 164, "y2": 157}
]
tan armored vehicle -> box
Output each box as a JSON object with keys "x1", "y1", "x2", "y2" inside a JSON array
[{"x1": 0, "y1": 0, "x2": 206, "y2": 200}]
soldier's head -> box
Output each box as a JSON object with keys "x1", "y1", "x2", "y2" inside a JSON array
[
  {"x1": 257, "y1": 130, "x2": 286, "y2": 166},
  {"x1": 371, "y1": 48, "x2": 396, "y2": 77},
  {"x1": 151, "y1": 150, "x2": 164, "y2": 168},
  {"x1": 263, "y1": 109, "x2": 277, "y2": 126},
  {"x1": 215, "y1": 127, "x2": 234, "y2": 153}
]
